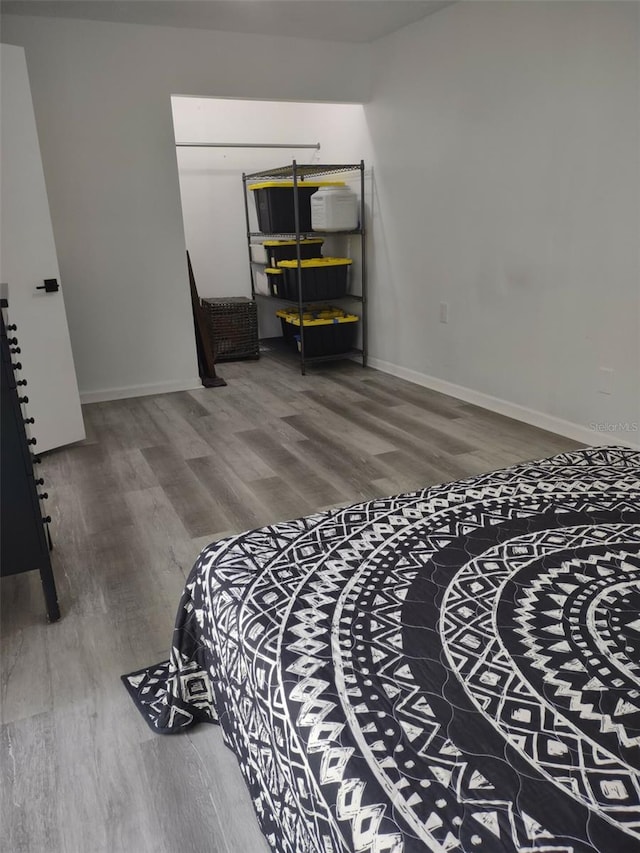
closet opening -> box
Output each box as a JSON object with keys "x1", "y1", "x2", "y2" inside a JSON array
[{"x1": 170, "y1": 96, "x2": 369, "y2": 368}]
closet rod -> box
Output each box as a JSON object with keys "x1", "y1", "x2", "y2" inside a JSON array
[{"x1": 176, "y1": 142, "x2": 320, "y2": 150}]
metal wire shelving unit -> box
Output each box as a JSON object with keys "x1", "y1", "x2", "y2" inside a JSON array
[{"x1": 242, "y1": 160, "x2": 367, "y2": 375}]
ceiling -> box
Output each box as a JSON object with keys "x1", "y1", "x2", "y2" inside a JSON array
[{"x1": 0, "y1": 1, "x2": 453, "y2": 43}]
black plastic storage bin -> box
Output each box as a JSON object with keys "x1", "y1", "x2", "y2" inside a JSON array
[
  {"x1": 276, "y1": 308, "x2": 297, "y2": 345},
  {"x1": 276, "y1": 307, "x2": 359, "y2": 357},
  {"x1": 249, "y1": 182, "x2": 345, "y2": 233},
  {"x1": 263, "y1": 238, "x2": 324, "y2": 267},
  {"x1": 278, "y1": 257, "x2": 351, "y2": 301}
]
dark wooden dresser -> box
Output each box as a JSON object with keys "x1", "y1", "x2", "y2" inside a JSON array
[{"x1": 1, "y1": 301, "x2": 59, "y2": 621}]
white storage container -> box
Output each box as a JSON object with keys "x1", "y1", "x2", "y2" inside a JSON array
[
  {"x1": 250, "y1": 243, "x2": 267, "y2": 264},
  {"x1": 311, "y1": 186, "x2": 358, "y2": 232}
]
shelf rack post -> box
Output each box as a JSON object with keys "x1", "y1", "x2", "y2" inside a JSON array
[
  {"x1": 242, "y1": 172, "x2": 257, "y2": 301},
  {"x1": 360, "y1": 159, "x2": 367, "y2": 368},
  {"x1": 291, "y1": 160, "x2": 307, "y2": 375}
]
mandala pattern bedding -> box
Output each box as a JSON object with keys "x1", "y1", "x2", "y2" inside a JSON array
[{"x1": 123, "y1": 446, "x2": 640, "y2": 853}]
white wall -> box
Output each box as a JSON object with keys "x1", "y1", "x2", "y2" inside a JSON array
[
  {"x1": 171, "y1": 97, "x2": 372, "y2": 337},
  {"x1": 366, "y1": 1, "x2": 640, "y2": 444},
  {"x1": 1, "y1": 15, "x2": 371, "y2": 400}
]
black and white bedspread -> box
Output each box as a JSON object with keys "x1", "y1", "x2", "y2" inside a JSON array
[{"x1": 124, "y1": 446, "x2": 640, "y2": 853}]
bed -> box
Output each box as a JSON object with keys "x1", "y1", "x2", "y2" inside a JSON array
[{"x1": 124, "y1": 446, "x2": 640, "y2": 853}]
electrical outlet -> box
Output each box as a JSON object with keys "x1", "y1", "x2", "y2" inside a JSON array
[
  {"x1": 439, "y1": 302, "x2": 449, "y2": 324},
  {"x1": 598, "y1": 367, "x2": 614, "y2": 395}
]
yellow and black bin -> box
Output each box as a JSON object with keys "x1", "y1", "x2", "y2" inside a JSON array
[
  {"x1": 277, "y1": 257, "x2": 352, "y2": 301},
  {"x1": 276, "y1": 307, "x2": 359, "y2": 357}
]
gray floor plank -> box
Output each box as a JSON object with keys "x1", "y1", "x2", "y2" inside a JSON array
[
  {"x1": 141, "y1": 446, "x2": 231, "y2": 538},
  {"x1": 186, "y1": 454, "x2": 274, "y2": 530},
  {"x1": 1, "y1": 713, "x2": 62, "y2": 852},
  {"x1": 280, "y1": 413, "x2": 389, "y2": 483},
  {"x1": 236, "y1": 427, "x2": 350, "y2": 507}
]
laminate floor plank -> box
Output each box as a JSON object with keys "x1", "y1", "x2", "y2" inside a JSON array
[
  {"x1": 124, "y1": 486, "x2": 224, "y2": 591},
  {"x1": 1, "y1": 578, "x2": 53, "y2": 724},
  {"x1": 138, "y1": 734, "x2": 233, "y2": 853},
  {"x1": 92, "y1": 398, "x2": 165, "y2": 452},
  {"x1": 319, "y1": 372, "x2": 406, "y2": 408},
  {"x1": 440, "y1": 414, "x2": 578, "y2": 461},
  {"x1": 370, "y1": 475, "x2": 414, "y2": 496},
  {"x1": 454, "y1": 404, "x2": 569, "y2": 446},
  {"x1": 191, "y1": 421, "x2": 278, "y2": 483},
  {"x1": 185, "y1": 727, "x2": 271, "y2": 853},
  {"x1": 293, "y1": 437, "x2": 385, "y2": 503},
  {"x1": 373, "y1": 449, "x2": 470, "y2": 489},
  {"x1": 42, "y1": 442, "x2": 107, "y2": 486},
  {"x1": 47, "y1": 616, "x2": 165, "y2": 853},
  {"x1": 44, "y1": 486, "x2": 120, "y2": 621},
  {"x1": 90, "y1": 525, "x2": 178, "y2": 620},
  {"x1": 303, "y1": 390, "x2": 464, "y2": 462},
  {"x1": 158, "y1": 390, "x2": 211, "y2": 421},
  {"x1": 192, "y1": 403, "x2": 254, "y2": 438},
  {"x1": 361, "y1": 377, "x2": 464, "y2": 419},
  {"x1": 122, "y1": 396, "x2": 187, "y2": 450},
  {"x1": 280, "y1": 413, "x2": 389, "y2": 483},
  {"x1": 1, "y1": 351, "x2": 585, "y2": 853},
  {"x1": 223, "y1": 374, "x2": 301, "y2": 420},
  {"x1": 358, "y1": 400, "x2": 476, "y2": 456},
  {"x1": 69, "y1": 474, "x2": 137, "y2": 537},
  {"x1": 76, "y1": 401, "x2": 126, "y2": 454},
  {"x1": 141, "y1": 446, "x2": 230, "y2": 538},
  {"x1": 236, "y1": 428, "x2": 349, "y2": 508},
  {"x1": 222, "y1": 393, "x2": 309, "y2": 446},
  {"x1": 1, "y1": 713, "x2": 62, "y2": 852},
  {"x1": 247, "y1": 474, "x2": 315, "y2": 522},
  {"x1": 454, "y1": 448, "x2": 539, "y2": 475},
  {"x1": 187, "y1": 386, "x2": 252, "y2": 427},
  {"x1": 139, "y1": 397, "x2": 216, "y2": 460},
  {"x1": 186, "y1": 455, "x2": 273, "y2": 532},
  {"x1": 243, "y1": 368, "x2": 320, "y2": 404},
  {"x1": 288, "y1": 393, "x2": 396, "y2": 456},
  {"x1": 103, "y1": 447, "x2": 160, "y2": 493}
]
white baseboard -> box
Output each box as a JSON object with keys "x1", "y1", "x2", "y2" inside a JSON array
[
  {"x1": 367, "y1": 356, "x2": 640, "y2": 451},
  {"x1": 80, "y1": 377, "x2": 203, "y2": 404}
]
